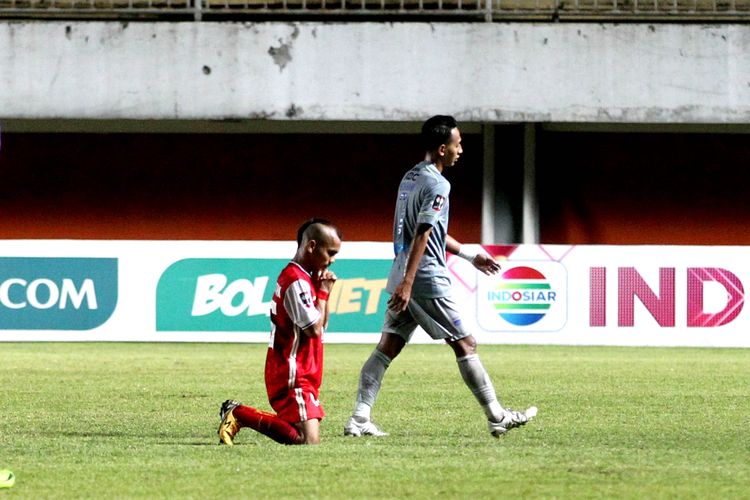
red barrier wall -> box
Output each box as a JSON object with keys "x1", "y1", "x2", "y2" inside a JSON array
[
  {"x1": 2, "y1": 130, "x2": 748, "y2": 245},
  {"x1": 538, "y1": 132, "x2": 750, "y2": 245},
  {"x1": 0, "y1": 132, "x2": 483, "y2": 242}
]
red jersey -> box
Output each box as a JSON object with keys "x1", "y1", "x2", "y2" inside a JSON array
[{"x1": 265, "y1": 261, "x2": 325, "y2": 422}]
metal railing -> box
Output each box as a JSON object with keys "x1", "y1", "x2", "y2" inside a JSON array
[{"x1": 1, "y1": 0, "x2": 749, "y2": 20}]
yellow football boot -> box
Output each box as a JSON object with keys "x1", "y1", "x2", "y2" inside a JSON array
[{"x1": 218, "y1": 400, "x2": 242, "y2": 446}]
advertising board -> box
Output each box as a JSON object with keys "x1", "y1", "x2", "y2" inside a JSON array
[{"x1": 1, "y1": 241, "x2": 747, "y2": 347}]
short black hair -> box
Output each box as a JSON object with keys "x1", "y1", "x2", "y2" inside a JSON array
[
  {"x1": 296, "y1": 218, "x2": 342, "y2": 247},
  {"x1": 421, "y1": 115, "x2": 458, "y2": 152}
]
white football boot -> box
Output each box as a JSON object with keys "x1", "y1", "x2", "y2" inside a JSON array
[
  {"x1": 344, "y1": 416, "x2": 389, "y2": 437},
  {"x1": 488, "y1": 406, "x2": 538, "y2": 437}
]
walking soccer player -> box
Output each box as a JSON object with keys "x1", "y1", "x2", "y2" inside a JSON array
[
  {"x1": 218, "y1": 218, "x2": 341, "y2": 445},
  {"x1": 344, "y1": 115, "x2": 537, "y2": 438}
]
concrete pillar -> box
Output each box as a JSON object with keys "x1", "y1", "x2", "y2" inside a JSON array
[{"x1": 522, "y1": 123, "x2": 540, "y2": 244}]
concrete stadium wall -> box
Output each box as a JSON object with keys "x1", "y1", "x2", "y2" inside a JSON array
[{"x1": 1, "y1": 21, "x2": 750, "y2": 123}]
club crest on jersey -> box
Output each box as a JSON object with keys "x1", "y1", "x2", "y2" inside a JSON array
[
  {"x1": 432, "y1": 195, "x2": 446, "y2": 211},
  {"x1": 299, "y1": 291, "x2": 313, "y2": 308}
]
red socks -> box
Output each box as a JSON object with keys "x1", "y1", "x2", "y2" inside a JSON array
[{"x1": 233, "y1": 405, "x2": 302, "y2": 445}]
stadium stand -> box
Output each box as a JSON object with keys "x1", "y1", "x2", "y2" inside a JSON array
[{"x1": 0, "y1": 0, "x2": 748, "y2": 20}]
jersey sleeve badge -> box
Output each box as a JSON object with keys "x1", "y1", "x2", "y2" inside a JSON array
[
  {"x1": 432, "y1": 194, "x2": 446, "y2": 211},
  {"x1": 299, "y1": 290, "x2": 313, "y2": 308}
]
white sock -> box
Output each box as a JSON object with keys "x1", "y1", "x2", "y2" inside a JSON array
[
  {"x1": 456, "y1": 354, "x2": 504, "y2": 422},
  {"x1": 352, "y1": 349, "x2": 392, "y2": 421}
]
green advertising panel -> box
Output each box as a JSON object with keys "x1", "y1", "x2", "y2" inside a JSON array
[
  {"x1": 0, "y1": 257, "x2": 118, "y2": 331},
  {"x1": 156, "y1": 258, "x2": 390, "y2": 332},
  {"x1": 323, "y1": 260, "x2": 390, "y2": 333}
]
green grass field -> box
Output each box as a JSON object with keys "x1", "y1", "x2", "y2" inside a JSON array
[{"x1": 1, "y1": 342, "x2": 748, "y2": 498}]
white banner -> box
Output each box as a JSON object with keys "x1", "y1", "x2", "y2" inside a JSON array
[
  {"x1": 455, "y1": 244, "x2": 749, "y2": 347},
  {"x1": 0, "y1": 240, "x2": 748, "y2": 347}
]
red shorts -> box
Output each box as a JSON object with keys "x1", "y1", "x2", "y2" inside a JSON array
[{"x1": 270, "y1": 386, "x2": 325, "y2": 424}]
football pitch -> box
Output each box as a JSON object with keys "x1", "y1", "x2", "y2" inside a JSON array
[{"x1": 1, "y1": 342, "x2": 748, "y2": 498}]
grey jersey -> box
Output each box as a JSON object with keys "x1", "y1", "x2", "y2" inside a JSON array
[{"x1": 386, "y1": 161, "x2": 452, "y2": 298}]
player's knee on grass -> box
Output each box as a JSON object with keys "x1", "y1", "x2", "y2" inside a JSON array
[{"x1": 297, "y1": 419, "x2": 321, "y2": 445}]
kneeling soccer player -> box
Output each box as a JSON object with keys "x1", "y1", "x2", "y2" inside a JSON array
[{"x1": 218, "y1": 218, "x2": 341, "y2": 445}]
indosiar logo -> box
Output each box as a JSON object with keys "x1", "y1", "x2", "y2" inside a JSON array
[
  {"x1": 0, "y1": 257, "x2": 118, "y2": 330},
  {"x1": 477, "y1": 262, "x2": 567, "y2": 332},
  {"x1": 156, "y1": 259, "x2": 391, "y2": 332}
]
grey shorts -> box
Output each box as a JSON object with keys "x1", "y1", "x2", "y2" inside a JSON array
[{"x1": 382, "y1": 295, "x2": 470, "y2": 343}]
